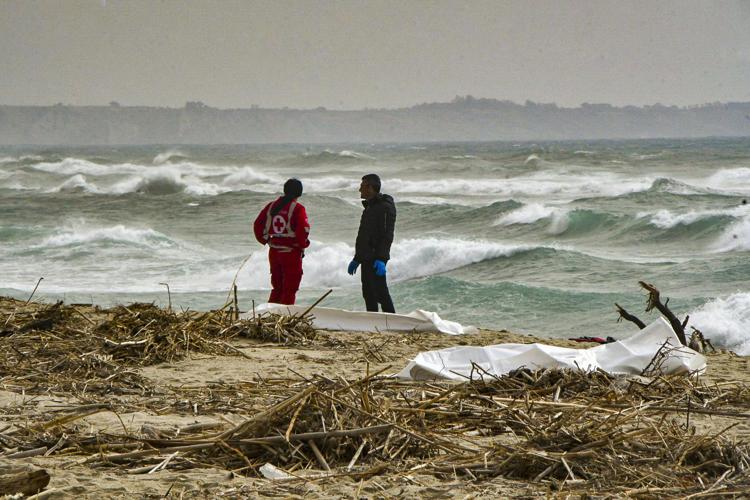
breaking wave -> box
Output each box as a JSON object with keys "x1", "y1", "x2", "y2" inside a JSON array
[
  {"x1": 153, "y1": 149, "x2": 188, "y2": 165},
  {"x1": 711, "y1": 217, "x2": 750, "y2": 253},
  {"x1": 638, "y1": 205, "x2": 750, "y2": 229},
  {"x1": 494, "y1": 203, "x2": 565, "y2": 226},
  {"x1": 689, "y1": 292, "x2": 750, "y2": 355},
  {"x1": 37, "y1": 223, "x2": 178, "y2": 249}
]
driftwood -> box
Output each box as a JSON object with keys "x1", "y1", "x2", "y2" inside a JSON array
[
  {"x1": 0, "y1": 463, "x2": 50, "y2": 496},
  {"x1": 639, "y1": 281, "x2": 688, "y2": 345},
  {"x1": 615, "y1": 303, "x2": 646, "y2": 329},
  {"x1": 689, "y1": 327, "x2": 716, "y2": 354},
  {"x1": 616, "y1": 282, "x2": 693, "y2": 346}
]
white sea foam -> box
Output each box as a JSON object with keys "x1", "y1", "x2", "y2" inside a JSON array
[
  {"x1": 66, "y1": 238, "x2": 544, "y2": 293},
  {"x1": 387, "y1": 172, "x2": 650, "y2": 200},
  {"x1": 52, "y1": 174, "x2": 100, "y2": 193},
  {"x1": 689, "y1": 292, "x2": 750, "y2": 355},
  {"x1": 494, "y1": 203, "x2": 562, "y2": 226},
  {"x1": 21, "y1": 156, "x2": 657, "y2": 201},
  {"x1": 110, "y1": 170, "x2": 191, "y2": 195},
  {"x1": 649, "y1": 178, "x2": 707, "y2": 195},
  {"x1": 33, "y1": 158, "x2": 139, "y2": 176},
  {"x1": 388, "y1": 238, "x2": 535, "y2": 280},
  {"x1": 38, "y1": 223, "x2": 177, "y2": 249},
  {"x1": 639, "y1": 205, "x2": 750, "y2": 229},
  {"x1": 224, "y1": 238, "x2": 540, "y2": 291},
  {"x1": 32, "y1": 159, "x2": 282, "y2": 196},
  {"x1": 705, "y1": 167, "x2": 750, "y2": 193},
  {"x1": 493, "y1": 202, "x2": 574, "y2": 235},
  {"x1": 711, "y1": 216, "x2": 750, "y2": 253},
  {"x1": 153, "y1": 149, "x2": 186, "y2": 165},
  {"x1": 524, "y1": 154, "x2": 541, "y2": 166},
  {"x1": 338, "y1": 150, "x2": 375, "y2": 160},
  {"x1": 302, "y1": 176, "x2": 358, "y2": 192},
  {"x1": 222, "y1": 167, "x2": 280, "y2": 187},
  {"x1": 548, "y1": 211, "x2": 572, "y2": 235},
  {"x1": 32, "y1": 158, "x2": 236, "y2": 178},
  {"x1": 398, "y1": 196, "x2": 475, "y2": 206}
]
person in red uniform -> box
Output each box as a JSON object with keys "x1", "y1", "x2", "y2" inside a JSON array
[{"x1": 253, "y1": 178, "x2": 310, "y2": 304}]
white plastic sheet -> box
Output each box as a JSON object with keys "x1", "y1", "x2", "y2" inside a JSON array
[
  {"x1": 397, "y1": 317, "x2": 706, "y2": 380},
  {"x1": 246, "y1": 303, "x2": 478, "y2": 335}
]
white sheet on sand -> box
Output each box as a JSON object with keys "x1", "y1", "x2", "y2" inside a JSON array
[
  {"x1": 397, "y1": 317, "x2": 706, "y2": 380},
  {"x1": 247, "y1": 303, "x2": 478, "y2": 335}
]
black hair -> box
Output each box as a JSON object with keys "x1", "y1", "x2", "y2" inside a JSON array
[
  {"x1": 361, "y1": 173, "x2": 381, "y2": 193},
  {"x1": 271, "y1": 178, "x2": 303, "y2": 216}
]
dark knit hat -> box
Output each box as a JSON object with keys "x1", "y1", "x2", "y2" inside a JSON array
[{"x1": 284, "y1": 178, "x2": 303, "y2": 198}]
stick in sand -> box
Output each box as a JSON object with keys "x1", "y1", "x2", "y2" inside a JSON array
[
  {"x1": 159, "y1": 282, "x2": 172, "y2": 311},
  {"x1": 224, "y1": 254, "x2": 252, "y2": 307},
  {"x1": 290, "y1": 289, "x2": 332, "y2": 324},
  {"x1": 25, "y1": 277, "x2": 44, "y2": 305}
]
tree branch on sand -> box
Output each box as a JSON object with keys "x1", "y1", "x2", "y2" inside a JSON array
[
  {"x1": 616, "y1": 282, "x2": 693, "y2": 346},
  {"x1": 615, "y1": 303, "x2": 646, "y2": 330},
  {"x1": 638, "y1": 281, "x2": 688, "y2": 346}
]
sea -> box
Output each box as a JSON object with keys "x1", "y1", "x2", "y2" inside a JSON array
[{"x1": 1, "y1": 138, "x2": 749, "y2": 354}]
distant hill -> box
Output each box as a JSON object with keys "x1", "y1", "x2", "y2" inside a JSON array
[{"x1": 1, "y1": 97, "x2": 749, "y2": 144}]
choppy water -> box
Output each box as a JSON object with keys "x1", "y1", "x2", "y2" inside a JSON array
[{"x1": 2, "y1": 139, "x2": 750, "y2": 354}]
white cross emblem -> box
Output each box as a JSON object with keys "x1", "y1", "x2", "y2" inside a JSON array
[{"x1": 272, "y1": 215, "x2": 287, "y2": 234}]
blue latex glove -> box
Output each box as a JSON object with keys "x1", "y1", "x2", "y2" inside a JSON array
[
  {"x1": 373, "y1": 259, "x2": 387, "y2": 277},
  {"x1": 347, "y1": 260, "x2": 360, "y2": 275}
]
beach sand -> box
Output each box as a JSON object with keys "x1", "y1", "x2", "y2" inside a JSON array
[{"x1": 1, "y1": 298, "x2": 749, "y2": 498}]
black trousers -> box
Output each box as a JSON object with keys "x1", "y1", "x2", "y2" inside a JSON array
[{"x1": 360, "y1": 260, "x2": 395, "y2": 313}]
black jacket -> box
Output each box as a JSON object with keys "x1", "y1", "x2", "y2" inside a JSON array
[{"x1": 355, "y1": 193, "x2": 396, "y2": 263}]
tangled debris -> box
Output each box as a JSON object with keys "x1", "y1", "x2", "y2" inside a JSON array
[
  {"x1": 1, "y1": 296, "x2": 749, "y2": 497},
  {"x1": 0, "y1": 297, "x2": 315, "y2": 396},
  {"x1": 4, "y1": 367, "x2": 750, "y2": 496}
]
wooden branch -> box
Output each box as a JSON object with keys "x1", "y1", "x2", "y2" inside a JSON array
[
  {"x1": 638, "y1": 281, "x2": 687, "y2": 345},
  {"x1": 291, "y1": 289, "x2": 332, "y2": 324},
  {"x1": 307, "y1": 440, "x2": 331, "y2": 471},
  {"x1": 5, "y1": 447, "x2": 47, "y2": 459},
  {"x1": 615, "y1": 303, "x2": 646, "y2": 329}
]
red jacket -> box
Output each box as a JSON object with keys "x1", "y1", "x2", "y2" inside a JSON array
[{"x1": 253, "y1": 197, "x2": 310, "y2": 251}]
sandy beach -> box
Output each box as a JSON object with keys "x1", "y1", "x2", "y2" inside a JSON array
[
  {"x1": 3, "y1": 1, "x2": 749, "y2": 497},
  {"x1": 1, "y1": 296, "x2": 749, "y2": 498}
]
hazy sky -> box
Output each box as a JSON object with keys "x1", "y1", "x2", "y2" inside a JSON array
[{"x1": 1, "y1": 0, "x2": 749, "y2": 109}]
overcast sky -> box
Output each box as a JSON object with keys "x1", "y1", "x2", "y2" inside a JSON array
[{"x1": 1, "y1": 0, "x2": 749, "y2": 109}]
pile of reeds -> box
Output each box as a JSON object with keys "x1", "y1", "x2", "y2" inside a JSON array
[
  {"x1": 241, "y1": 309, "x2": 317, "y2": 345},
  {"x1": 5, "y1": 368, "x2": 748, "y2": 495},
  {"x1": 0, "y1": 300, "x2": 150, "y2": 395},
  {"x1": 93, "y1": 303, "x2": 246, "y2": 365},
  {"x1": 0, "y1": 297, "x2": 315, "y2": 395}
]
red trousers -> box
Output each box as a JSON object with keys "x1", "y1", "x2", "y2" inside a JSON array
[{"x1": 268, "y1": 248, "x2": 303, "y2": 305}]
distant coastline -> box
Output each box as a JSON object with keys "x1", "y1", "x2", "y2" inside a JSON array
[{"x1": 1, "y1": 97, "x2": 750, "y2": 145}]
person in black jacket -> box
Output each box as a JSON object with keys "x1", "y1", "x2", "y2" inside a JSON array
[{"x1": 347, "y1": 174, "x2": 396, "y2": 313}]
